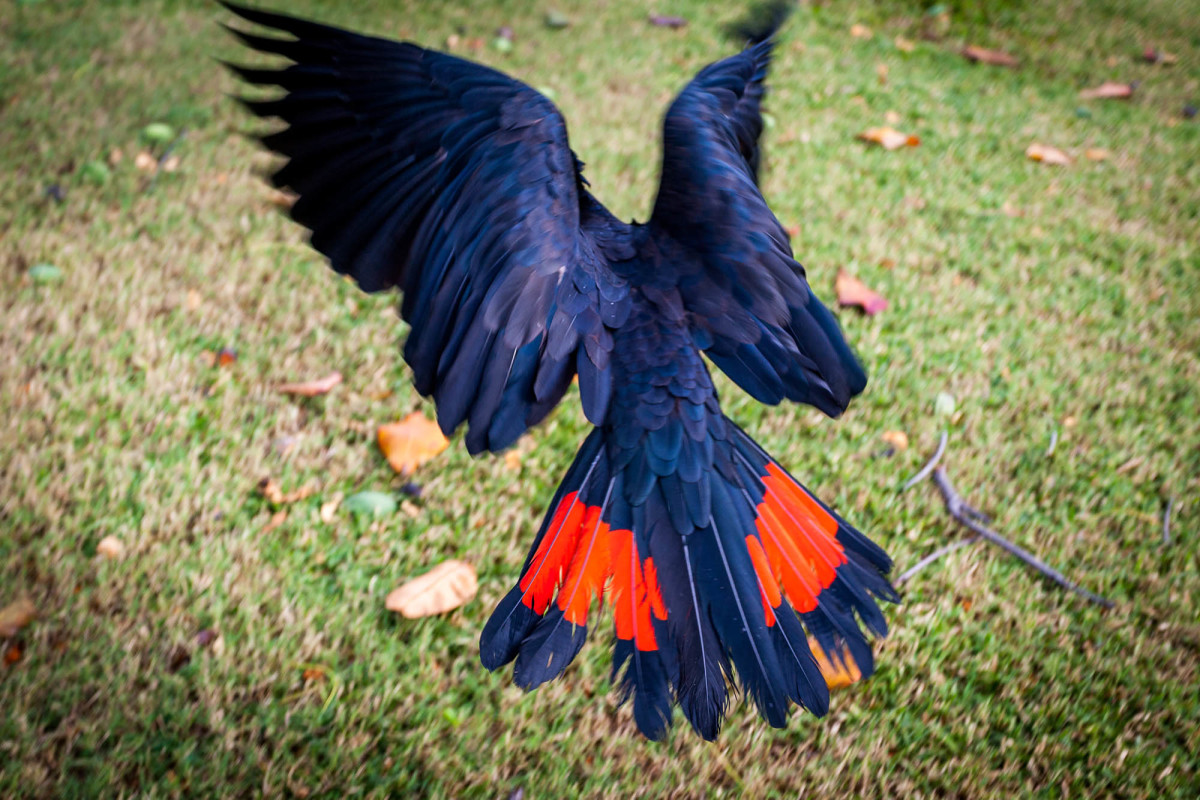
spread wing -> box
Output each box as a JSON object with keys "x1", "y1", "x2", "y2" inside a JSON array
[
  {"x1": 222, "y1": 2, "x2": 630, "y2": 453},
  {"x1": 648, "y1": 38, "x2": 866, "y2": 417}
]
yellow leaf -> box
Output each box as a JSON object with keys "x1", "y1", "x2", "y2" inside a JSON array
[
  {"x1": 857, "y1": 126, "x2": 919, "y2": 150},
  {"x1": 378, "y1": 413, "x2": 449, "y2": 475},
  {"x1": 0, "y1": 597, "x2": 35, "y2": 638},
  {"x1": 1025, "y1": 143, "x2": 1072, "y2": 166},
  {"x1": 808, "y1": 636, "x2": 863, "y2": 689},
  {"x1": 386, "y1": 560, "x2": 478, "y2": 618}
]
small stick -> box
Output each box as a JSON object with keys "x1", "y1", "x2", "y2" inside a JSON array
[
  {"x1": 896, "y1": 536, "x2": 980, "y2": 585},
  {"x1": 932, "y1": 467, "x2": 1113, "y2": 609},
  {"x1": 1163, "y1": 498, "x2": 1173, "y2": 546},
  {"x1": 902, "y1": 430, "x2": 948, "y2": 491}
]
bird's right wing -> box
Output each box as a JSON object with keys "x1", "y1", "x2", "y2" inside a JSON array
[
  {"x1": 222, "y1": 3, "x2": 630, "y2": 453},
  {"x1": 647, "y1": 38, "x2": 866, "y2": 417}
]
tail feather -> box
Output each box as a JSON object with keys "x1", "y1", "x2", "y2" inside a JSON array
[{"x1": 480, "y1": 417, "x2": 896, "y2": 740}]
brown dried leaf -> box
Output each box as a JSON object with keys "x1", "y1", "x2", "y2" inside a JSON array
[
  {"x1": 263, "y1": 509, "x2": 288, "y2": 532},
  {"x1": 4, "y1": 645, "x2": 22, "y2": 666},
  {"x1": 504, "y1": 450, "x2": 522, "y2": 471},
  {"x1": 134, "y1": 151, "x2": 157, "y2": 172},
  {"x1": 0, "y1": 597, "x2": 35, "y2": 638},
  {"x1": 808, "y1": 636, "x2": 862, "y2": 689},
  {"x1": 1079, "y1": 81, "x2": 1134, "y2": 100},
  {"x1": 277, "y1": 371, "x2": 343, "y2": 397},
  {"x1": 386, "y1": 560, "x2": 478, "y2": 618},
  {"x1": 836, "y1": 269, "x2": 888, "y2": 315},
  {"x1": 96, "y1": 535, "x2": 125, "y2": 560},
  {"x1": 849, "y1": 23, "x2": 872, "y2": 39},
  {"x1": 1084, "y1": 148, "x2": 1110, "y2": 161},
  {"x1": 857, "y1": 126, "x2": 919, "y2": 150},
  {"x1": 217, "y1": 348, "x2": 237, "y2": 367},
  {"x1": 962, "y1": 45, "x2": 1019, "y2": 67},
  {"x1": 1025, "y1": 143, "x2": 1072, "y2": 166},
  {"x1": 882, "y1": 430, "x2": 909, "y2": 451},
  {"x1": 259, "y1": 478, "x2": 314, "y2": 505},
  {"x1": 378, "y1": 412, "x2": 449, "y2": 475},
  {"x1": 161, "y1": 155, "x2": 180, "y2": 173},
  {"x1": 319, "y1": 493, "x2": 343, "y2": 524}
]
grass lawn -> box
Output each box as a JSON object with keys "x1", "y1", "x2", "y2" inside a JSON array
[{"x1": 2, "y1": 0, "x2": 1198, "y2": 796}]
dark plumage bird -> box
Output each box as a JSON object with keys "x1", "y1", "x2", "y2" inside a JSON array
[{"x1": 222, "y1": 2, "x2": 898, "y2": 741}]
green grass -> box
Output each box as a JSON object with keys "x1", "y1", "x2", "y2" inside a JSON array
[{"x1": 2, "y1": 0, "x2": 1198, "y2": 796}]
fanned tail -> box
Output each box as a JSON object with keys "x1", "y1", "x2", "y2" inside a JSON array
[{"x1": 479, "y1": 418, "x2": 897, "y2": 740}]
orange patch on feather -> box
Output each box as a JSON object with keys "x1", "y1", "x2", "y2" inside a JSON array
[
  {"x1": 520, "y1": 491, "x2": 586, "y2": 614},
  {"x1": 611, "y1": 529, "x2": 663, "y2": 651},
  {"x1": 745, "y1": 535, "x2": 781, "y2": 626},
  {"x1": 556, "y1": 506, "x2": 611, "y2": 626}
]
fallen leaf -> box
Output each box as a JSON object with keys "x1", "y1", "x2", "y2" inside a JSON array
[
  {"x1": 962, "y1": 45, "x2": 1019, "y2": 67},
  {"x1": 649, "y1": 14, "x2": 687, "y2": 28},
  {"x1": 504, "y1": 450, "x2": 522, "y2": 471},
  {"x1": 258, "y1": 477, "x2": 314, "y2": 505},
  {"x1": 196, "y1": 629, "x2": 218, "y2": 648},
  {"x1": 96, "y1": 536, "x2": 125, "y2": 559},
  {"x1": 884, "y1": 109, "x2": 902, "y2": 125},
  {"x1": 263, "y1": 509, "x2": 288, "y2": 532},
  {"x1": 1079, "y1": 81, "x2": 1134, "y2": 100},
  {"x1": 0, "y1": 597, "x2": 35, "y2": 638},
  {"x1": 343, "y1": 491, "x2": 397, "y2": 517},
  {"x1": 808, "y1": 636, "x2": 862, "y2": 689},
  {"x1": 218, "y1": 348, "x2": 237, "y2": 367},
  {"x1": 302, "y1": 667, "x2": 326, "y2": 682},
  {"x1": 27, "y1": 264, "x2": 62, "y2": 284},
  {"x1": 934, "y1": 392, "x2": 957, "y2": 417},
  {"x1": 319, "y1": 493, "x2": 343, "y2": 523},
  {"x1": 849, "y1": 23, "x2": 872, "y2": 39},
  {"x1": 1084, "y1": 148, "x2": 1110, "y2": 161},
  {"x1": 1142, "y1": 47, "x2": 1177, "y2": 65},
  {"x1": 784, "y1": 223, "x2": 801, "y2": 239},
  {"x1": 835, "y1": 269, "x2": 888, "y2": 315},
  {"x1": 4, "y1": 646, "x2": 21, "y2": 666},
  {"x1": 882, "y1": 430, "x2": 909, "y2": 451},
  {"x1": 277, "y1": 371, "x2": 343, "y2": 397},
  {"x1": 1025, "y1": 143, "x2": 1072, "y2": 166},
  {"x1": 445, "y1": 34, "x2": 460, "y2": 49},
  {"x1": 161, "y1": 155, "x2": 180, "y2": 173},
  {"x1": 857, "y1": 126, "x2": 919, "y2": 150},
  {"x1": 378, "y1": 413, "x2": 449, "y2": 475},
  {"x1": 184, "y1": 289, "x2": 201, "y2": 311},
  {"x1": 134, "y1": 151, "x2": 157, "y2": 172},
  {"x1": 876, "y1": 62, "x2": 889, "y2": 85},
  {"x1": 894, "y1": 36, "x2": 915, "y2": 52},
  {"x1": 386, "y1": 560, "x2": 478, "y2": 619}
]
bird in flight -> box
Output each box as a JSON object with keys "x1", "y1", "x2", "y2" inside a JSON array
[{"x1": 222, "y1": 2, "x2": 897, "y2": 741}]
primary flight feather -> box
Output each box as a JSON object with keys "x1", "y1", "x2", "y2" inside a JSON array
[{"x1": 223, "y1": 1, "x2": 897, "y2": 741}]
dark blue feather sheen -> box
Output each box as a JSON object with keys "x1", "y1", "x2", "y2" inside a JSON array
[
  {"x1": 724, "y1": 424, "x2": 896, "y2": 678},
  {"x1": 609, "y1": 489, "x2": 674, "y2": 741},
  {"x1": 697, "y1": 479, "x2": 790, "y2": 728},
  {"x1": 479, "y1": 430, "x2": 606, "y2": 670},
  {"x1": 513, "y1": 476, "x2": 615, "y2": 690},
  {"x1": 648, "y1": 35, "x2": 867, "y2": 419},
  {"x1": 223, "y1": 2, "x2": 630, "y2": 454}
]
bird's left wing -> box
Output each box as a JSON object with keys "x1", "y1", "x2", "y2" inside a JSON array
[
  {"x1": 222, "y1": 3, "x2": 630, "y2": 453},
  {"x1": 647, "y1": 38, "x2": 866, "y2": 417}
]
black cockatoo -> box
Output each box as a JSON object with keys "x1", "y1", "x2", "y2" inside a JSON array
[{"x1": 222, "y1": 2, "x2": 897, "y2": 741}]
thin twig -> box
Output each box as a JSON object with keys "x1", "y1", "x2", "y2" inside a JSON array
[
  {"x1": 896, "y1": 536, "x2": 980, "y2": 585},
  {"x1": 1163, "y1": 498, "x2": 1173, "y2": 546},
  {"x1": 932, "y1": 467, "x2": 1114, "y2": 609},
  {"x1": 902, "y1": 430, "x2": 947, "y2": 491}
]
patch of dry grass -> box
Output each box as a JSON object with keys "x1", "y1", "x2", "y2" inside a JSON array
[{"x1": 2, "y1": 0, "x2": 1198, "y2": 797}]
